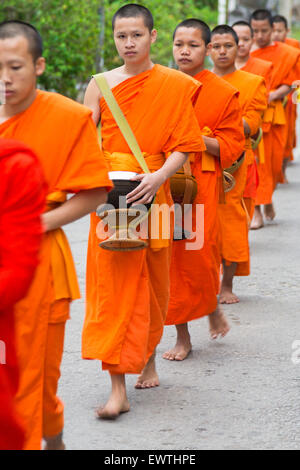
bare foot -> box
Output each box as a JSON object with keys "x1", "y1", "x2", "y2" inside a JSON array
[
  {"x1": 44, "y1": 433, "x2": 66, "y2": 450},
  {"x1": 264, "y1": 203, "x2": 276, "y2": 221},
  {"x1": 208, "y1": 307, "x2": 230, "y2": 339},
  {"x1": 135, "y1": 353, "x2": 159, "y2": 389},
  {"x1": 219, "y1": 287, "x2": 240, "y2": 305},
  {"x1": 96, "y1": 396, "x2": 130, "y2": 420},
  {"x1": 251, "y1": 208, "x2": 264, "y2": 230},
  {"x1": 163, "y1": 323, "x2": 192, "y2": 361},
  {"x1": 163, "y1": 342, "x2": 192, "y2": 361}
]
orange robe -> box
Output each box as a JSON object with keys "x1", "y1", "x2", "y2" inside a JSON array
[
  {"x1": 166, "y1": 70, "x2": 244, "y2": 325},
  {"x1": 284, "y1": 38, "x2": 300, "y2": 161},
  {"x1": 219, "y1": 70, "x2": 267, "y2": 276},
  {"x1": 241, "y1": 57, "x2": 272, "y2": 217},
  {"x1": 0, "y1": 91, "x2": 112, "y2": 450},
  {"x1": 251, "y1": 42, "x2": 300, "y2": 203},
  {"x1": 82, "y1": 64, "x2": 205, "y2": 372},
  {"x1": 0, "y1": 140, "x2": 46, "y2": 450}
]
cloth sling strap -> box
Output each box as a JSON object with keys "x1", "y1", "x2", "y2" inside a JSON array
[{"x1": 93, "y1": 73, "x2": 150, "y2": 175}]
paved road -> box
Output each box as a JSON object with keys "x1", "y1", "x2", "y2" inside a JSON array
[{"x1": 61, "y1": 155, "x2": 300, "y2": 450}]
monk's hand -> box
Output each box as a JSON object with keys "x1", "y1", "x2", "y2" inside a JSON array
[
  {"x1": 127, "y1": 172, "x2": 166, "y2": 205},
  {"x1": 268, "y1": 91, "x2": 278, "y2": 104}
]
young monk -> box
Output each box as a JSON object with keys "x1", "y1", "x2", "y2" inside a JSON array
[
  {"x1": 233, "y1": 20, "x2": 273, "y2": 225},
  {"x1": 82, "y1": 4, "x2": 206, "y2": 416},
  {"x1": 250, "y1": 9, "x2": 300, "y2": 228},
  {"x1": 0, "y1": 139, "x2": 46, "y2": 450},
  {"x1": 209, "y1": 25, "x2": 267, "y2": 304},
  {"x1": 272, "y1": 15, "x2": 300, "y2": 182},
  {"x1": 0, "y1": 21, "x2": 112, "y2": 450},
  {"x1": 163, "y1": 19, "x2": 245, "y2": 361}
]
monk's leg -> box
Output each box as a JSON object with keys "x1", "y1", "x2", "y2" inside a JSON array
[
  {"x1": 43, "y1": 321, "x2": 66, "y2": 451},
  {"x1": 264, "y1": 203, "x2": 276, "y2": 221},
  {"x1": 162, "y1": 323, "x2": 192, "y2": 362},
  {"x1": 96, "y1": 373, "x2": 130, "y2": 419},
  {"x1": 251, "y1": 205, "x2": 264, "y2": 230},
  {"x1": 208, "y1": 305, "x2": 230, "y2": 339},
  {"x1": 135, "y1": 247, "x2": 171, "y2": 389},
  {"x1": 220, "y1": 261, "x2": 239, "y2": 304},
  {"x1": 282, "y1": 157, "x2": 290, "y2": 184}
]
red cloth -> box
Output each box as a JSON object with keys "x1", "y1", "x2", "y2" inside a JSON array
[{"x1": 0, "y1": 139, "x2": 46, "y2": 450}]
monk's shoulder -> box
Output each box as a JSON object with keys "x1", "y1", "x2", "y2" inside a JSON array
[
  {"x1": 155, "y1": 64, "x2": 200, "y2": 89},
  {"x1": 0, "y1": 140, "x2": 41, "y2": 183},
  {"x1": 236, "y1": 69, "x2": 265, "y2": 87},
  {"x1": 37, "y1": 90, "x2": 92, "y2": 121},
  {"x1": 202, "y1": 70, "x2": 239, "y2": 97}
]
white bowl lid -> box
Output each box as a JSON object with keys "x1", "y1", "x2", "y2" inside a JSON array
[{"x1": 109, "y1": 171, "x2": 138, "y2": 180}]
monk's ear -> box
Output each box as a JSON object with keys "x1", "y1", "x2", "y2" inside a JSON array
[
  {"x1": 207, "y1": 43, "x2": 213, "y2": 55},
  {"x1": 35, "y1": 57, "x2": 46, "y2": 77},
  {"x1": 151, "y1": 29, "x2": 157, "y2": 44}
]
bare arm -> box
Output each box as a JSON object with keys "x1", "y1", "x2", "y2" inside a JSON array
[
  {"x1": 203, "y1": 136, "x2": 220, "y2": 158},
  {"x1": 269, "y1": 85, "x2": 291, "y2": 103},
  {"x1": 84, "y1": 78, "x2": 102, "y2": 125},
  {"x1": 43, "y1": 188, "x2": 108, "y2": 232},
  {"x1": 127, "y1": 152, "x2": 188, "y2": 205}
]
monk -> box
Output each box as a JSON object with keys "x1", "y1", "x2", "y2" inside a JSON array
[
  {"x1": 0, "y1": 139, "x2": 46, "y2": 450},
  {"x1": 272, "y1": 15, "x2": 300, "y2": 182},
  {"x1": 233, "y1": 20, "x2": 273, "y2": 225},
  {"x1": 250, "y1": 9, "x2": 300, "y2": 228},
  {"x1": 209, "y1": 25, "x2": 267, "y2": 304},
  {"x1": 82, "y1": 4, "x2": 206, "y2": 418},
  {"x1": 0, "y1": 21, "x2": 112, "y2": 450},
  {"x1": 163, "y1": 19, "x2": 244, "y2": 361}
]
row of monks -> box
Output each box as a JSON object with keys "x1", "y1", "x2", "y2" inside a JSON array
[{"x1": 0, "y1": 5, "x2": 299, "y2": 450}]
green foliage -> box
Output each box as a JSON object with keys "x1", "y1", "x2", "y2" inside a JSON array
[{"x1": 0, "y1": 0, "x2": 218, "y2": 98}]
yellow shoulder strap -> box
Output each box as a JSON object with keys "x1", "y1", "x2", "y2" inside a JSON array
[{"x1": 93, "y1": 73, "x2": 150, "y2": 174}]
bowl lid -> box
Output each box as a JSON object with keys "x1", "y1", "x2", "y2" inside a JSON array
[{"x1": 109, "y1": 171, "x2": 138, "y2": 180}]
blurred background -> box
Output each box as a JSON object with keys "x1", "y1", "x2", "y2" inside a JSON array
[{"x1": 0, "y1": 1, "x2": 298, "y2": 100}]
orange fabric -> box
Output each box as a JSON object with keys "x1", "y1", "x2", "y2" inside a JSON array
[
  {"x1": 220, "y1": 70, "x2": 267, "y2": 276},
  {"x1": 243, "y1": 197, "x2": 255, "y2": 222},
  {"x1": 241, "y1": 58, "x2": 271, "y2": 195},
  {"x1": 166, "y1": 70, "x2": 244, "y2": 325},
  {"x1": 43, "y1": 321, "x2": 66, "y2": 438},
  {"x1": 0, "y1": 141, "x2": 46, "y2": 450},
  {"x1": 82, "y1": 64, "x2": 205, "y2": 373},
  {"x1": 284, "y1": 39, "x2": 300, "y2": 160},
  {"x1": 0, "y1": 90, "x2": 112, "y2": 450},
  {"x1": 285, "y1": 38, "x2": 300, "y2": 49},
  {"x1": 251, "y1": 42, "x2": 300, "y2": 197}
]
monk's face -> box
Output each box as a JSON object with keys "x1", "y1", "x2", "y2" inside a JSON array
[
  {"x1": 0, "y1": 35, "x2": 45, "y2": 106},
  {"x1": 272, "y1": 22, "x2": 288, "y2": 42},
  {"x1": 251, "y1": 19, "x2": 273, "y2": 48},
  {"x1": 233, "y1": 25, "x2": 253, "y2": 59},
  {"x1": 209, "y1": 34, "x2": 238, "y2": 70},
  {"x1": 113, "y1": 16, "x2": 157, "y2": 65},
  {"x1": 173, "y1": 27, "x2": 207, "y2": 75}
]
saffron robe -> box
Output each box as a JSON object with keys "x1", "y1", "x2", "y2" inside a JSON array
[
  {"x1": 284, "y1": 38, "x2": 300, "y2": 161},
  {"x1": 0, "y1": 140, "x2": 46, "y2": 450},
  {"x1": 0, "y1": 91, "x2": 112, "y2": 450},
  {"x1": 82, "y1": 64, "x2": 206, "y2": 372},
  {"x1": 166, "y1": 70, "x2": 244, "y2": 325},
  {"x1": 219, "y1": 70, "x2": 267, "y2": 276},
  {"x1": 241, "y1": 57, "x2": 272, "y2": 215},
  {"x1": 251, "y1": 42, "x2": 300, "y2": 202}
]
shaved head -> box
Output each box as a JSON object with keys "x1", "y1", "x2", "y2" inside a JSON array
[
  {"x1": 112, "y1": 4, "x2": 154, "y2": 32},
  {"x1": 0, "y1": 21, "x2": 43, "y2": 62}
]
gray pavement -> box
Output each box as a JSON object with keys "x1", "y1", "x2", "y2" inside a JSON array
[{"x1": 61, "y1": 155, "x2": 300, "y2": 450}]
